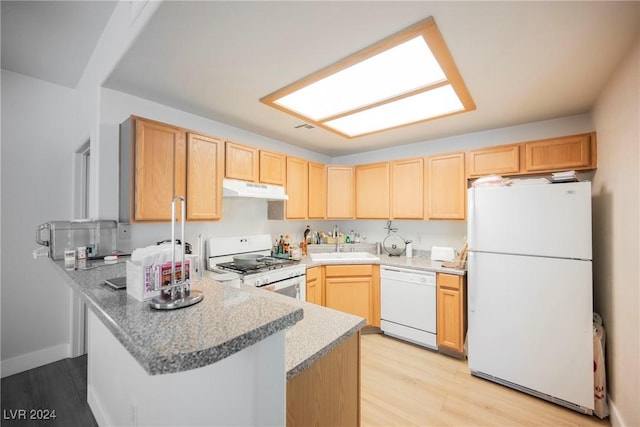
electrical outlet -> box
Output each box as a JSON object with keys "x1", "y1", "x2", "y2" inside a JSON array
[{"x1": 118, "y1": 223, "x2": 131, "y2": 240}]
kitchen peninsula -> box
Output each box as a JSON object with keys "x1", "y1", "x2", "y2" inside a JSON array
[{"x1": 51, "y1": 258, "x2": 365, "y2": 427}]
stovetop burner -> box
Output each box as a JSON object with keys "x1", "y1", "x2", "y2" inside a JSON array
[{"x1": 216, "y1": 256, "x2": 300, "y2": 275}]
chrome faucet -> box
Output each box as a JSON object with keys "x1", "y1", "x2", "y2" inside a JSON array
[{"x1": 333, "y1": 225, "x2": 340, "y2": 252}]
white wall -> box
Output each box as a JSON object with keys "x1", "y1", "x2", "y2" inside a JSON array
[
  {"x1": 0, "y1": 70, "x2": 77, "y2": 375},
  {"x1": 591, "y1": 38, "x2": 640, "y2": 427}
]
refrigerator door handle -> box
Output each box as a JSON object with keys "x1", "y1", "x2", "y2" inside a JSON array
[
  {"x1": 467, "y1": 251, "x2": 476, "y2": 313},
  {"x1": 467, "y1": 188, "x2": 478, "y2": 251}
]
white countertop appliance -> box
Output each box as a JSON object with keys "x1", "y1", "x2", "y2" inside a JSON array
[
  {"x1": 467, "y1": 182, "x2": 593, "y2": 414},
  {"x1": 380, "y1": 266, "x2": 437, "y2": 349},
  {"x1": 205, "y1": 234, "x2": 306, "y2": 300}
]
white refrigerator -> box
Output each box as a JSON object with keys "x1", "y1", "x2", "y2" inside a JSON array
[{"x1": 467, "y1": 182, "x2": 594, "y2": 414}]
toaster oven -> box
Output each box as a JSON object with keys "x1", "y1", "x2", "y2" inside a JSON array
[{"x1": 36, "y1": 220, "x2": 118, "y2": 260}]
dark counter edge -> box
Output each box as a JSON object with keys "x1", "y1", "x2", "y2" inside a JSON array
[{"x1": 50, "y1": 260, "x2": 304, "y2": 376}]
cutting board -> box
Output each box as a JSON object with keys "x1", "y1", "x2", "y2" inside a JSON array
[{"x1": 442, "y1": 242, "x2": 468, "y2": 269}]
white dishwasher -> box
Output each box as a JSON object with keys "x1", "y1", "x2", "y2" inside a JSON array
[{"x1": 380, "y1": 266, "x2": 437, "y2": 349}]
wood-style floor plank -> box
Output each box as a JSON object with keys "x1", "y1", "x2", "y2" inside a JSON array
[
  {"x1": 361, "y1": 333, "x2": 610, "y2": 427},
  {"x1": 1, "y1": 356, "x2": 97, "y2": 427},
  {"x1": 2, "y1": 335, "x2": 611, "y2": 427}
]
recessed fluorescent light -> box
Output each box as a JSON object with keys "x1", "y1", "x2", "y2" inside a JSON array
[
  {"x1": 274, "y1": 36, "x2": 445, "y2": 121},
  {"x1": 261, "y1": 17, "x2": 475, "y2": 138},
  {"x1": 324, "y1": 85, "x2": 464, "y2": 137}
]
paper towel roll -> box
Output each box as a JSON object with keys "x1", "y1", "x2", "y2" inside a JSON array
[
  {"x1": 593, "y1": 312, "x2": 603, "y2": 326},
  {"x1": 593, "y1": 322, "x2": 609, "y2": 419}
]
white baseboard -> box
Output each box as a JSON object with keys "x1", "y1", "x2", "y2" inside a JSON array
[
  {"x1": 1, "y1": 343, "x2": 70, "y2": 378},
  {"x1": 87, "y1": 384, "x2": 110, "y2": 427},
  {"x1": 608, "y1": 398, "x2": 626, "y2": 427}
]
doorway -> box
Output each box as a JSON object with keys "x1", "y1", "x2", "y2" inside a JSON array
[{"x1": 71, "y1": 139, "x2": 91, "y2": 356}]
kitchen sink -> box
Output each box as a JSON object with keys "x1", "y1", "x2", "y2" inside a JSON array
[{"x1": 309, "y1": 252, "x2": 380, "y2": 263}]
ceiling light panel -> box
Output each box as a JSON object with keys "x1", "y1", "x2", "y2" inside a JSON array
[
  {"x1": 324, "y1": 85, "x2": 464, "y2": 137},
  {"x1": 261, "y1": 17, "x2": 475, "y2": 139},
  {"x1": 274, "y1": 36, "x2": 446, "y2": 121}
]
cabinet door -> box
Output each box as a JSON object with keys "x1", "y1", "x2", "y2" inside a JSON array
[
  {"x1": 391, "y1": 158, "x2": 424, "y2": 219},
  {"x1": 259, "y1": 150, "x2": 286, "y2": 185},
  {"x1": 305, "y1": 267, "x2": 323, "y2": 305},
  {"x1": 134, "y1": 118, "x2": 185, "y2": 221},
  {"x1": 326, "y1": 166, "x2": 354, "y2": 219},
  {"x1": 355, "y1": 162, "x2": 390, "y2": 219},
  {"x1": 225, "y1": 141, "x2": 258, "y2": 181},
  {"x1": 426, "y1": 152, "x2": 466, "y2": 220},
  {"x1": 325, "y1": 277, "x2": 372, "y2": 324},
  {"x1": 525, "y1": 133, "x2": 593, "y2": 172},
  {"x1": 285, "y1": 156, "x2": 308, "y2": 219},
  {"x1": 467, "y1": 145, "x2": 521, "y2": 177},
  {"x1": 437, "y1": 273, "x2": 465, "y2": 354},
  {"x1": 308, "y1": 162, "x2": 326, "y2": 219},
  {"x1": 186, "y1": 133, "x2": 223, "y2": 221}
]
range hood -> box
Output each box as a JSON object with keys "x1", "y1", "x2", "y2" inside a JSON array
[{"x1": 222, "y1": 179, "x2": 288, "y2": 201}]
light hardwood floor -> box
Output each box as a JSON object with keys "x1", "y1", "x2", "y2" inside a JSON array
[{"x1": 360, "y1": 333, "x2": 610, "y2": 427}]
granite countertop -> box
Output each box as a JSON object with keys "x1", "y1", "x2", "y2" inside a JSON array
[
  {"x1": 51, "y1": 258, "x2": 303, "y2": 376},
  {"x1": 251, "y1": 289, "x2": 366, "y2": 380},
  {"x1": 301, "y1": 252, "x2": 466, "y2": 275}
]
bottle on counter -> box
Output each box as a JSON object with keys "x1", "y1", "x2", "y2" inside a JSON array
[{"x1": 304, "y1": 225, "x2": 312, "y2": 244}]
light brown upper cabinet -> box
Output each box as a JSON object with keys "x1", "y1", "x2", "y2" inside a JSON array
[
  {"x1": 285, "y1": 156, "x2": 308, "y2": 219},
  {"x1": 120, "y1": 116, "x2": 227, "y2": 223},
  {"x1": 125, "y1": 117, "x2": 186, "y2": 222},
  {"x1": 524, "y1": 133, "x2": 595, "y2": 172},
  {"x1": 225, "y1": 141, "x2": 259, "y2": 182},
  {"x1": 391, "y1": 158, "x2": 424, "y2": 219},
  {"x1": 326, "y1": 166, "x2": 355, "y2": 219},
  {"x1": 467, "y1": 132, "x2": 597, "y2": 178},
  {"x1": 308, "y1": 162, "x2": 327, "y2": 219},
  {"x1": 426, "y1": 152, "x2": 466, "y2": 220},
  {"x1": 355, "y1": 162, "x2": 390, "y2": 219},
  {"x1": 467, "y1": 144, "x2": 521, "y2": 178},
  {"x1": 259, "y1": 150, "x2": 286, "y2": 185},
  {"x1": 186, "y1": 133, "x2": 224, "y2": 221}
]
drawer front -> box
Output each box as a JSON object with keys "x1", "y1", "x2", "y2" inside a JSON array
[
  {"x1": 437, "y1": 273, "x2": 461, "y2": 290},
  {"x1": 325, "y1": 264, "x2": 373, "y2": 277},
  {"x1": 306, "y1": 266, "x2": 320, "y2": 282}
]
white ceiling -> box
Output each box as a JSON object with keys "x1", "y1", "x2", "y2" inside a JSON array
[
  {"x1": 3, "y1": 1, "x2": 639, "y2": 157},
  {"x1": 1, "y1": 1, "x2": 117, "y2": 88}
]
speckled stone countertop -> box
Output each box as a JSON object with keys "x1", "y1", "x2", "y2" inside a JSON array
[
  {"x1": 302, "y1": 252, "x2": 466, "y2": 275},
  {"x1": 248, "y1": 288, "x2": 366, "y2": 380},
  {"x1": 51, "y1": 258, "x2": 303, "y2": 376}
]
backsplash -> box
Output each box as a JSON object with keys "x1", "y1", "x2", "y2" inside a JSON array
[{"x1": 121, "y1": 198, "x2": 467, "y2": 257}]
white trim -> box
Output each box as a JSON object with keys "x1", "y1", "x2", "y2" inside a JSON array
[
  {"x1": 1, "y1": 343, "x2": 70, "y2": 378},
  {"x1": 608, "y1": 398, "x2": 626, "y2": 427},
  {"x1": 87, "y1": 384, "x2": 111, "y2": 427},
  {"x1": 69, "y1": 293, "x2": 87, "y2": 357}
]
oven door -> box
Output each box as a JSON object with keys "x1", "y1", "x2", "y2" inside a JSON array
[{"x1": 262, "y1": 276, "x2": 306, "y2": 301}]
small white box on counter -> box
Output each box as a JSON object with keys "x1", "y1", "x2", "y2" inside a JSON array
[
  {"x1": 126, "y1": 254, "x2": 199, "y2": 301},
  {"x1": 126, "y1": 261, "x2": 159, "y2": 301}
]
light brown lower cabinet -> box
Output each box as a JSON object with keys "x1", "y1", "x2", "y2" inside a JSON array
[
  {"x1": 286, "y1": 333, "x2": 360, "y2": 427},
  {"x1": 324, "y1": 265, "x2": 380, "y2": 327},
  {"x1": 436, "y1": 273, "x2": 467, "y2": 357},
  {"x1": 305, "y1": 266, "x2": 323, "y2": 305}
]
